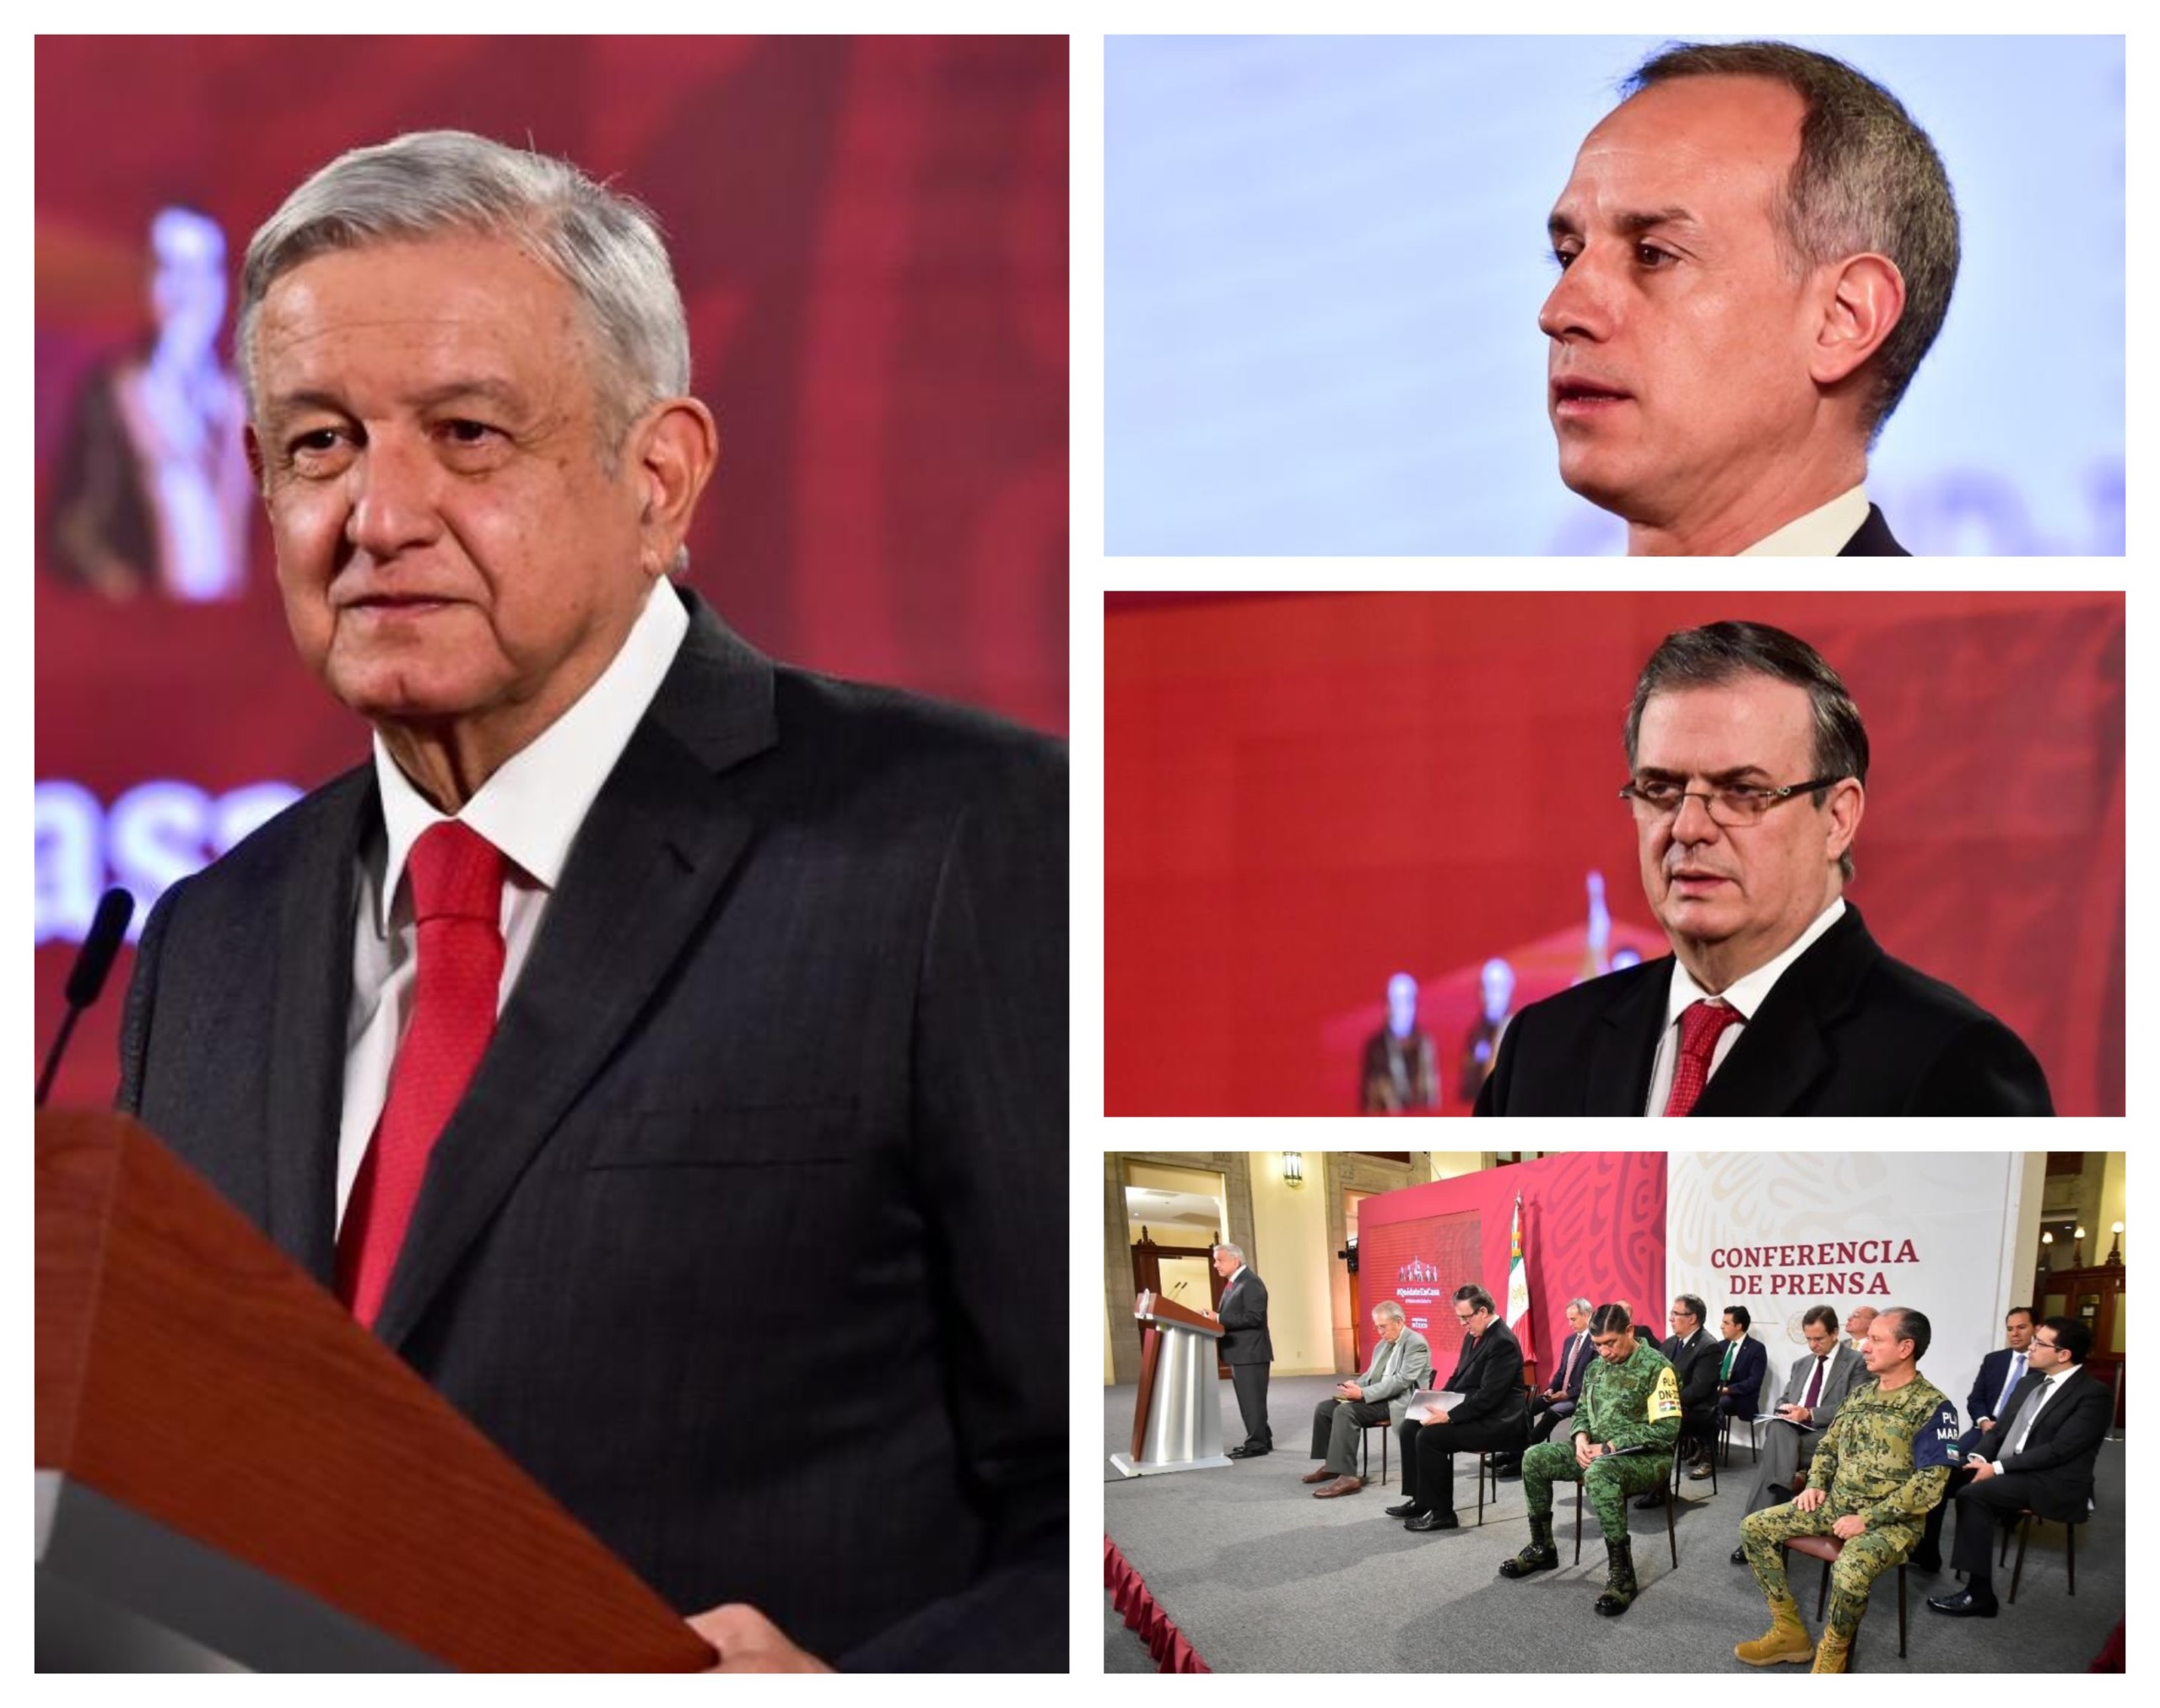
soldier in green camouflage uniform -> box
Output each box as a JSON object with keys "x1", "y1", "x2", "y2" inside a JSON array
[
  {"x1": 1498, "y1": 1303, "x2": 1679, "y2": 1616},
  {"x1": 1736, "y1": 1305, "x2": 1960, "y2": 1673}
]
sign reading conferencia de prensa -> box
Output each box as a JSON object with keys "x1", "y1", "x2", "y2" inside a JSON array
[{"x1": 1665, "y1": 1154, "x2": 2031, "y2": 1408}]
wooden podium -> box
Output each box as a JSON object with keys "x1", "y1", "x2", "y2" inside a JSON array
[
  {"x1": 1109, "y1": 1290, "x2": 1232, "y2": 1478},
  {"x1": 35, "y1": 1111, "x2": 716, "y2": 1673}
]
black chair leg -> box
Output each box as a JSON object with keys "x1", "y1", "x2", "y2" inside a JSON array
[
  {"x1": 1574, "y1": 1478, "x2": 1583, "y2": 1565},
  {"x1": 1664, "y1": 1472, "x2": 1677, "y2": 1567},
  {"x1": 1817, "y1": 1555, "x2": 1831, "y2": 1619},
  {"x1": 2010, "y1": 1514, "x2": 2030, "y2": 1603},
  {"x1": 1897, "y1": 1563, "x2": 1908, "y2": 1657},
  {"x1": 2067, "y1": 1518, "x2": 2076, "y2": 1595},
  {"x1": 1477, "y1": 1452, "x2": 1486, "y2": 1527}
]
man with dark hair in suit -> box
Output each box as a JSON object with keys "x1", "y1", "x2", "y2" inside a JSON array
[
  {"x1": 1731, "y1": 1304, "x2": 1866, "y2": 1562},
  {"x1": 1963, "y1": 1307, "x2": 2038, "y2": 1447},
  {"x1": 1475, "y1": 621, "x2": 2053, "y2": 1116},
  {"x1": 117, "y1": 130, "x2": 1065, "y2": 1673},
  {"x1": 1495, "y1": 1295, "x2": 1594, "y2": 1478},
  {"x1": 1711, "y1": 1303, "x2": 1769, "y2": 1456},
  {"x1": 1640, "y1": 1293, "x2": 1721, "y2": 1501},
  {"x1": 1208, "y1": 1244, "x2": 1275, "y2": 1459},
  {"x1": 1923, "y1": 1315, "x2": 2108, "y2": 1612},
  {"x1": 1386, "y1": 1284, "x2": 1527, "y2": 1531},
  {"x1": 1540, "y1": 41, "x2": 1957, "y2": 555}
]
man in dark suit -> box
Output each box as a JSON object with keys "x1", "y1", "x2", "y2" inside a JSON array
[
  {"x1": 1712, "y1": 1304, "x2": 1770, "y2": 1451},
  {"x1": 1913, "y1": 1303, "x2": 2044, "y2": 1570},
  {"x1": 1926, "y1": 1317, "x2": 2109, "y2": 1618},
  {"x1": 1496, "y1": 1295, "x2": 1593, "y2": 1476},
  {"x1": 1541, "y1": 42, "x2": 1954, "y2": 556},
  {"x1": 116, "y1": 132, "x2": 1064, "y2": 1673},
  {"x1": 1475, "y1": 622, "x2": 2051, "y2": 1116},
  {"x1": 1731, "y1": 1305, "x2": 1868, "y2": 1561},
  {"x1": 1385, "y1": 1284, "x2": 1528, "y2": 1531},
  {"x1": 1207, "y1": 1243, "x2": 1274, "y2": 1457},
  {"x1": 1639, "y1": 1294, "x2": 1721, "y2": 1502}
]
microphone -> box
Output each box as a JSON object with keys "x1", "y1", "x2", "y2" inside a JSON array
[{"x1": 37, "y1": 888, "x2": 136, "y2": 1108}]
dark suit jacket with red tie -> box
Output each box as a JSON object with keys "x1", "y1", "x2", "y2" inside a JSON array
[
  {"x1": 1472, "y1": 905, "x2": 2052, "y2": 1116},
  {"x1": 117, "y1": 592, "x2": 1068, "y2": 1671}
]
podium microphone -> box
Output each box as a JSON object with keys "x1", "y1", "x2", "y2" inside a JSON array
[{"x1": 36, "y1": 887, "x2": 136, "y2": 1109}]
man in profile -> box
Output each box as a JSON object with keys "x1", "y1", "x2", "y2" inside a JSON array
[
  {"x1": 1498, "y1": 1295, "x2": 1594, "y2": 1477},
  {"x1": 1639, "y1": 1294, "x2": 1720, "y2": 1502},
  {"x1": 1207, "y1": 1242, "x2": 1275, "y2": 1457},
  {"x1": 1475, "y1": 621, "x2": 2052, "y2": 1115},
  {"x1": 1541, "y1": 41, "x2": 1959, "y2": 555},
  {"x1": 1910, "y1": 1303, "x2": 2039, "y2": 1570},
  {"x1": 118, "y1": 131, "x2": 1066, "y2": 1671},
  {"x1": 1735, "y1": 1306, "x2": 1958, "y2": 1672},
  {"x1": 1386, "y1": 1284, "x2": 1526, "y2": 1531},
  {"x1": 1730, "y1": 1304, "x2": 1866, "y2": 1564}
]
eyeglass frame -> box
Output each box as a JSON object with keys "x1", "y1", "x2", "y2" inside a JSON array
[{"x1": 1617, "y1": 774, "x2": 1849, "y2": 826}]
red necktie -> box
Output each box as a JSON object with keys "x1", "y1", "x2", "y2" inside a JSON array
[
  {"x1": 337, "y1": 821, "x2": 506, "y2": 1327},
  {"x1": 1663, "y1": 998, "x2": 1742, "y2": 1117}
]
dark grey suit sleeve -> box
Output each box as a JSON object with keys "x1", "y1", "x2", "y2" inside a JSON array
[
  {"x1": 1997, "y1": 1381, "x2": 2110, "y2": 1478},
  {"x1": 116, "y1": 875, "x2": 186, "y2": 1114},
  {"x1": 1218, "y1": 1277, "x2": 1268, "y2": 1332},
  {"x1": 837, "y1": 736, "x2": 1067, "y2": 1673}
]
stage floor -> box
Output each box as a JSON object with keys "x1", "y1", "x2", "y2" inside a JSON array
[{"x1": 1104, "y1": 1376, "x2": 2125, "y2": 1674}]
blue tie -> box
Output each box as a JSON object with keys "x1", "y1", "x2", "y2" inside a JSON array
[{"x1": 1992, "y1": 1352, "x2": 2027, "y2": 1418}]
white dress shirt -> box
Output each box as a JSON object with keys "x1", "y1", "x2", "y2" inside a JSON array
[
  {"x1": 1739, "y1": 484, "x2": 1871, "y2": 556},
  {"x1": 1645, "y1": 897, "x2": 1847, "y2": 1116},
  {"x1": 334, "y1": 584, "x2": 689, "y2": 1228}
]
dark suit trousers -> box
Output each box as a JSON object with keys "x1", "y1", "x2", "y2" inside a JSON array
[
  {"x1": 1397, "y1": 1416, "x2": 1523, "y2": 1512},
  {"x1": 1526, "y1": 1397, "x2": 1576, "y2": 1448},
  {"x1": 1230, "y1": 1363, "x2": 1272, "y2": 1450},
  {"x1": 1310, "y1": 1397, "x2": 1391, "y2": 1476},
  {"x1": 1744, "y1": 1422, "x2": 1822, "y2": 1517},
  {"x1": 1947, "y1": 1468, "x2": 2041, "y2": 1592}
]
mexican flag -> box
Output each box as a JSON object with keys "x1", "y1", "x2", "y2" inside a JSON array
[{"x1": 1505, "y1": 1192, "x2": 1532, "y2": 1363}]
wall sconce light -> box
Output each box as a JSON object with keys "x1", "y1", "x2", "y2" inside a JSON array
[
  {"x1": 2073, "y1": 1224, "x2": 2088, "y2": 1267},
  {"x1": 1282, "y1": 1152, "x2": 1304, "y2": 1187},
  {"x1": 2107, "y1": 1220, "x2": 2124, "y2": 1267}
]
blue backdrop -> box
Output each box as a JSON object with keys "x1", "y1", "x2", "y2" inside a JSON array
[{"x1": 1105, "y1": 35, "x2": 2125, "y2": 555}]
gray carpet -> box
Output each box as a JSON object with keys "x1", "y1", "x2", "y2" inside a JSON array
[{"x1": 1105, "y1": 1376, "x2": 2124, "y2": 1673}]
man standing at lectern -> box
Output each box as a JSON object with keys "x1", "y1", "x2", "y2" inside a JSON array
[
  {"x1": 1207, "y1": 1242, "x2": 1275, "y2": 1457},
  {"x1": 117, "y1": 131, "x2": 1066, "y2": 1672},
  {"x1": 1474, "y1": 621, "x2": 2052, "y2": 1116}
]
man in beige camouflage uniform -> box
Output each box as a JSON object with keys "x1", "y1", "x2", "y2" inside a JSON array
[{"x1": 1736, "y1": 1305, "x2": 1959, "y2": 1672}]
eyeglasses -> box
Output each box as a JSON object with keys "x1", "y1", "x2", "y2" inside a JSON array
[{"x1": 1620, "y1": 776, "x2": 1844, "y2": 827}]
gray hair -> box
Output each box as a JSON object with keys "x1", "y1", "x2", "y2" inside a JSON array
[
  {"x1": 1623, "y1": 41, "x2": 1959, "y2": 444},
  {"x1": 1568, "y1": 1296, "x2": 1594, "y2": 1316},
  {"x1": 1371, "y1": 1300, "x2": 1406, "y2": 1325},
  {"x1": 1212, "y1": 1242, "x2": 1245, "y2": 1263},
  {"x1": 1624, "y1": 620, "x2": 1868, "y2": 884},
  {"x1": 237, "y1": 129, "x2": 690, "y2": 451}
]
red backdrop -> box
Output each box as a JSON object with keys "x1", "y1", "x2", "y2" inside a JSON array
[
  {"x1": 1106, "y1": 591, "x2": 2124, "y2": 1116},
  {"x1": 1357, "y1": 1152, "x2": 1668, "y2": 1375},
  {"x1": 34, "y1": 36, "x2": 1067, "y2": 1106}
]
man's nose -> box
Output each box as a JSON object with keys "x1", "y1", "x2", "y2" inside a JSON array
[
  {"x1": 1668, "y1": 790, "x2": 1723, "y2": 846},
  {"x1": 1537, "y1": 251, "x2": 1616, "y2": 343},
  {"x1": 344, "y1": 434, "x2": 443, "y2": 559}
]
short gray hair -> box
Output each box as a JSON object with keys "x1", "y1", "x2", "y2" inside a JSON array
[
  {"x1": 1212, "y1": 1242, "x2": 1245, "y2": 1263},
  {"x1": 1371, "y1": 1300, "x2": 1406, "y2": 1325},
  {"x1": 1623, "y1": 41, "x2": 1959, "y2": 444},
  {"x1": 1568, "y1": 1296, "x2": 1593, "y2": 1316},
  {"x1": 237, "y1": 129, "x2": 690, "y2": 449}
]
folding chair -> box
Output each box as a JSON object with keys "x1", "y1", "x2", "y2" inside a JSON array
[{"x1": 1783, "y1": 1534, "x2": 1907, "y2": 1666}]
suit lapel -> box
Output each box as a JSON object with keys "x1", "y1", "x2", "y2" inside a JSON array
[
  {"x1": 262, "y1": 770, "x2": 373, "y2": 1286},
  {"x1": 1590, "y1": 959, "x2": 1671, "y2": 1113},
  {"x1": 372, "y1": 597, "x2": 781, "y2": 1351},
  {"x1": 1691, "y1": 906, "x2": 1879, "y2": 1116}
]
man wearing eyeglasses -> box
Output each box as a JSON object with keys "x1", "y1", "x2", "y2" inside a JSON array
[
  {"x1": 1473, "y1": 620, "x2": 2052, "y2": 1116},
  {"x1": 1385, "y1": 1284, "x2": 1526, "y2": 1530}
]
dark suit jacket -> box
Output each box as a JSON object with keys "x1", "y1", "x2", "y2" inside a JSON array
[
  {"x1": 1472, "y1": 905, "x2": 2052, "y2": 1116},
  {"x1": 1441, "y1": 1319, "x2": 1527, "y2": 1429},
  {"x1": 1715, "y1": 1334, "x2": 1769, "y2": 1413},
  {"x1": 1966, "y1": 1346, "x2": 2030, "y2": 1427},
  {"x1": 1542, "y1": 1328, "x2": 1593, "y2": 1402},
  {"x1": 1975, "y1": 1368, "x2": 2110, "y2": 1519},
  {"x1": 1663, "y1": 1327, "x2": 1722, "y2": 1421},
  {"x1": 1839, "y1": 503, "x2": 1910, "y2": 556},
  {"x1": 117, "y1": 594, "x2": 1067, "y2": 1671},
  {"x1": 1216, "y1": 1267, "x2": 1273, "y2": 1365}
]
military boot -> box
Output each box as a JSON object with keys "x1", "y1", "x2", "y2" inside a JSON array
[
  {"x1": 1498, "y1": 1511, "x2": 1559, "y2": 1578},
  {"x1": 1592, "y1": 1537, "x2": 1638, "y2": 1616},
  {"x1": 1735, "y1": 1593, "x2": 1814, "y2": 1666},
  {"x1": 1811, "y1": 1626, "x2": 1853, "y2": 1673}
]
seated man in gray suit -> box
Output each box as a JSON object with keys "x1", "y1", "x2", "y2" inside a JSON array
[
  {"x1": 1304, "y1": 1300, "x2": 1433, "y2": 1498},
  {"x1": 1731, "y1": 1304, "x2": 1866, "y2": 1563}
]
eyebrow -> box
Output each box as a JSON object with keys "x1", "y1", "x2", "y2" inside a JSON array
[
  {"x1": 1547, "y1": 206, "x2": 1704, "y2": 242},
  {"x1": 1634, "y1": 765, "x2": 1775, "y2": 786},
  {"x1": 262, "y1": 377, "x2": 529, "y2": 421}
]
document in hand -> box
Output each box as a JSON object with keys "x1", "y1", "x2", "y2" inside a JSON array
[{"x1": 1403, "y1": 1389, "x2": 1467, "y2": 1423}]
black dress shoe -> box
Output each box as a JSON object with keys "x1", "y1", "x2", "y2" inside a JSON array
[
  {"x1": 1405, "y1": 1510, "x2": 1461, "y2": 1532},
  {"x1": 1226, "y1": 1446, "x2": 1257, "y2": 1459},
  {"x1": 1384, "y1": 1500, "x2": 1424, "y2": 1518},
  {"x1": 1925, "y1": 1589, "x2": 1998, "y2": 1619},
  {"x1": 1731, "y1": 1545, "x2": 1748, "y2": 1565}
]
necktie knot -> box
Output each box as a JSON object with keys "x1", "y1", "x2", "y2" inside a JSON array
[
  {"x1": 1663, "y1": 998, "x2": 1744, "y2": 1116},
  {"x1": 408, "y1": 821, "x2": 506, "y2": 924}
]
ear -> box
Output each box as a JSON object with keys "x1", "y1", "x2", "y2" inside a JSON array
[
  {"x1": 1809, "y1": 254, "x2": 1906, "y2": 388},
  {"x1": 243, "y1": 423, "x2": 266, "y2": 493},
  {"x1": 629, "y1": 398, "x2": 719, "y2": 579},
  {"x1": 1823, "y1": 778, "x2": 1865, "y2": 867}
]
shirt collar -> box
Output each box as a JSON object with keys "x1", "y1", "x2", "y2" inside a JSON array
[
  {"x1": 1665, "y1": 896, "x2": 1847, "y2": 1030},
  {"x1": 371, "y1": 583, "x2": 689, "y2": 932},
  {"x1": 1738, "y1": 484, "x2": 1870, "y2": 556}
]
